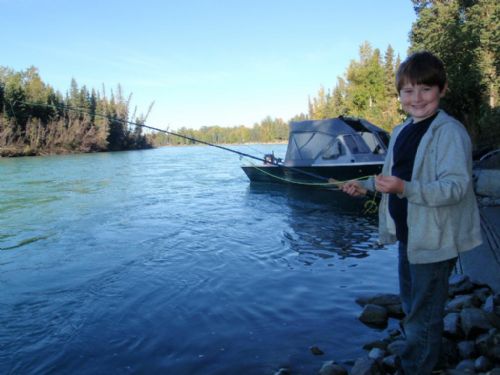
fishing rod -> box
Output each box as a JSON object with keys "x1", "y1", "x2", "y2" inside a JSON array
[{"x1": 16, "y1": 101, "x2": 334, "y2": 183}]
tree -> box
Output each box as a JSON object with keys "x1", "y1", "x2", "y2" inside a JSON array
[
  {"x1": 3, "y1": 72, "x2": 29, "y2": 133},
  {"x1": 308, "y1": 86, "x2": 330, "y2": 119},
  {"x1": 409, "y1": 0, "x2": 499, "y2": 147},
  {"x1": 345, "y1": 43, "x2": 387, "y2": 120},
  {"x1": 330, "y1": 77, "x2": 348, "y2": 117}
]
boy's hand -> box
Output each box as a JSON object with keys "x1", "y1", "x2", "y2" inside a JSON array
[
  {"x1": 375, "y1": 175, "x2": 405, "y2": 194},
  {"x1": 341, "y1": 180, "x2": 367, "y2": 197}
]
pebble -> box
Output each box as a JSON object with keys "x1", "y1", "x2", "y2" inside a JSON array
[{"x1": 310, "y1": 346, "x2": 325, "y2": 356}]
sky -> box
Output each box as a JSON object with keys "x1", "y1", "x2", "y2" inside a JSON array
[{"x1": 2, "y1": 0, "x2": 416, "y2": 130}]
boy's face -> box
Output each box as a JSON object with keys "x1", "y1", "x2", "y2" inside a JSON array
[{"x1": 399, "y1": 83, "x2": 446, "y2": 123}]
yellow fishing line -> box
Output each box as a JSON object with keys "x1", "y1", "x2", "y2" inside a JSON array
[
  {"x1": 245, "y1": 159, "x2": 373, "y2": 187},
  {"x1": 244, "y1": 158, "x2": 380, "y2": 213},
  {"x1": 363, "y1": 191, "x2": 379, "y2": 214}
]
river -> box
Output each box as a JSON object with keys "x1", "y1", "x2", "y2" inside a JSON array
[{"x1": 0, "y1": 145, "x2": 399, "y2": 374}]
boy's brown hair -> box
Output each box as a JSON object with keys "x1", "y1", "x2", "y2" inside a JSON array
[{"x1": 396, "y1": 51, "x2": 447, "y2": 92}]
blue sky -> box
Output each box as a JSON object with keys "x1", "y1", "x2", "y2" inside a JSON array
[{"x1": 2, "y1": 0, "x2": 416, "y2": 130}]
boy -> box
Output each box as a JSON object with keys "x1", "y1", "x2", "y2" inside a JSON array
[{"x1": 342, "y1": 51, "x2": 482, "y2": 374}]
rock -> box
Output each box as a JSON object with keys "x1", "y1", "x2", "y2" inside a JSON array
[
  {"x1": 358, "y1": 304, "x2": 388, "y2": 327},
  {"x1": 350, "y1": 356, "x2": 382, "y2": 375},
  {"x1": 486, "y1": 330, "x2": 500, "y2": 360},
  {"x1": 474, "y1": 355, "x2": 492, "y2": 372},
  {"x1": 447, "y1": 294, "x2": 480, "y2": 312},
  {"x1": 362, "y1": 339, "x2": 388, "y2": 351},
  {"x1": 484, "y1": 294, "x2": 496, "y2": 313},
  {"x1": 449, "y1": 274, "x2": 476, "y2": 296},
  {"x1": 355, "y1": 293, "x2": 400, "y2": 307},
  {"x1": 318, "y1": 360, "x2": 348, "y2": 375},
  {"x1": 493, "y1": 293, "x2": 500, "y2": 307},
  {"x1": 385, "y1": 303, "x2": 405, "y2": 319},
  {"x1": 388, "y1": 328, "x2": 402, "y2": 338},
  {"x1": 457, "y1": 340, "x2": 476, "y2": 359},
  {"x1": 386, "y1": 339, "x2": 405, "y2": 356},
  {"x1": 473, "y1": 287, "x2": 491, "y2": 305},
  {"x1": 444, "y1": 312, "x2": 463, "y2": 338},
  {"x1": 310, "y1": 346, "x2": 324, "y2": 355},
  {"x1": 455, "y1": 359, "x2": 475, "y2": 372},
  {"x1": 367, "y1": 348, "x2": 385, "y2": 361},
  {"x1": 487, "y1": 310, "x2": 500, "y2": 330},
  {"x1": 274, "y1": 367, "x2": 291, "y2": 375},
  {"x1": 381, "y1": 354, "x2": 399, "y2": 373},
  {"x1": 475, "y1": 331, "x2": 493, "y2": 357},
  {"x1": 461, "y1": 307, "x2": 493, "y2": 338},
  {"x1": 474, "y1": 329, "x2": 500, "y2": 360}
]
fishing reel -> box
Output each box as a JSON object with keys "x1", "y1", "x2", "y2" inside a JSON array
[{"x1": 264, "y1": 152, "x2": 282, "y2": 165}]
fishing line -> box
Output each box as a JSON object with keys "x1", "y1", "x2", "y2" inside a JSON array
[
  {"x1": 245, "y1": 158, "x2": 379, "y2": 213},
  {"x1": 245, "y1": 159, "x2": 339, "y2": 187}
]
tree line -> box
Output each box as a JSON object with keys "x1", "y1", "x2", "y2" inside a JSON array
[
  {"x1": 148, "y1": 116, "x2": 290, "y2": 147},
  {"x1": 0, "y1": 66, "x2": 152, "y2": 156},
  {"x1": 1, "y1": 0, "x2": 498, "y2": 156}
]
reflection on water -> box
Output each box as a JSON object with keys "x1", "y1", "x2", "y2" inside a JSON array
[{"x1": 247, "y1": 183, "x2": 381, "y2": 264}]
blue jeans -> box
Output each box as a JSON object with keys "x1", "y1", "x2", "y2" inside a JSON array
[{"x1": 398, "y1": 242, "x2": 456, "y2": 375}]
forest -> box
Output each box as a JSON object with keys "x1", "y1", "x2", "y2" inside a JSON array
[{"x1": 0, "y1": 0, "x2": 498, "y2": 157}]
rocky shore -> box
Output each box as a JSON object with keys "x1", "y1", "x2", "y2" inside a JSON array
[{"x1": 274, "y1": 274, "x2": 500, "y2": 375}]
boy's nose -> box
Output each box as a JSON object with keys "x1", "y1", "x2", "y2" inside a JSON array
[{"x1": 413, "y1": 90, "x2": 423, "y2": 101}]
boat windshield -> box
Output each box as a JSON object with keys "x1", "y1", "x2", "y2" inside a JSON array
[
  {"x1": 343, "y1": 134, "x2": 371, "y2": 154},
  {"x1": 286, "y1": 131, "x2": 335, "y2": 163}
]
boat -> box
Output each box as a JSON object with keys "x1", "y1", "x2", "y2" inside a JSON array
[{"x1": 241, "y1": 116, "x2": 390, "y2": 186}]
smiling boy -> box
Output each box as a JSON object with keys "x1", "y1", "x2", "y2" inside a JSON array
[{"x1": 342, "y1": 51, "x2": 482, "y2": 374}]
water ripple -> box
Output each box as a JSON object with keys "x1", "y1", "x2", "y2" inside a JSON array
[
  {"x1": 0, "y1": 234, "x2": 53, "y2": 251},
  {"x1": 0, "y1": 146, "x2": 399, "y2": 375}
]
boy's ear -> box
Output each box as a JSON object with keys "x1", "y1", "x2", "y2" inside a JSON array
[{"x1": 440, "y1": 82, "x2": 448, "y2": 97}]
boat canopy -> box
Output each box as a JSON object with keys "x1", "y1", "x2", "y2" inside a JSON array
[{"x1": 284, "y1": 117, "x2": 389, "y2": 167}]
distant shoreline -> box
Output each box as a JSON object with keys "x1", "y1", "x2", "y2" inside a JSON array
[{"x1": 0, "y1": 141, "x2": 288, "y2": 158}]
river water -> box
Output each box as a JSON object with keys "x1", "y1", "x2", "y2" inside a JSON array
[{"x1": 0, "y1": 145, "x2": 399, "y2": 374}]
